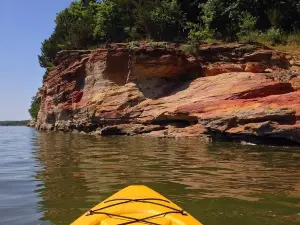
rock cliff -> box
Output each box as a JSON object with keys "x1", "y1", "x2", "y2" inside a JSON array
[{"x1": 34, "y1": 43, "x2": 300, "y2": 144}]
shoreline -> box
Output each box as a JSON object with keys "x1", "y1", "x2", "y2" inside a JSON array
[{"x1": 29, "y1": 123, "x2": 300, "y2": 147}]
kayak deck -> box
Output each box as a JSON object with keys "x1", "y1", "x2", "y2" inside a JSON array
[{"x1": 71, "y1": 185, "x2": 202, "y2": 225}]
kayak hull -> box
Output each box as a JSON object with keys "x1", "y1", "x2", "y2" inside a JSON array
[{"x1": 71, "y1": 185, "x2": 202, "y2": 225}]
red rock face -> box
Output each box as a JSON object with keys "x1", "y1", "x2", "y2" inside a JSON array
[{"x1": 35, "y1": 43, "x2": 300, "y2": 144}]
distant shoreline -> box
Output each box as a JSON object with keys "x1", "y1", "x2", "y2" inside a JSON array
[{"x1": 0, "y1": 120, "x2": 30, "y2": 126}]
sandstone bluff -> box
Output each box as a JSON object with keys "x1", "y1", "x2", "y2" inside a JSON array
[{"x1": 31, "y1": 43, "x2": 300, "y2": 144}]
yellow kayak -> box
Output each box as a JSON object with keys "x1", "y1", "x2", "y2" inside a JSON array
[{"x1": 72, "y1": 185, "x2": 202, "y2": 225}]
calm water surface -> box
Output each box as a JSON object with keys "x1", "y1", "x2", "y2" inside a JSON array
[{"x1": 0, "y1": 127, "x2": 300, "y2": 225}]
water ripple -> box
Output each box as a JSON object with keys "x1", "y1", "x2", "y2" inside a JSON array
[{"x1": 1, "y1": 128, "x2": 300, "y2": 224}]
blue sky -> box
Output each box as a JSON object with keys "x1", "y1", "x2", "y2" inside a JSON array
[{"x1": 0, "y1": 0, "x2": 73, "y2": 120}]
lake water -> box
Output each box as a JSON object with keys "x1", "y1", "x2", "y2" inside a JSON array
[{"x1": 0, "y1": 127, "x2": 300, "y2": 225}]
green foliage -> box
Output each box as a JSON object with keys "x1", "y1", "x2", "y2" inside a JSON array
[
  {"x1": 28, "y1": 97, "x2": 40, "y2": 120},
  {"x1": 238, "y1": 45, "x2": 256, "y2": 53},
  {"x1": 261, "y1": 27, "x2": 286, "y2": 44},
  {"x1": 187, "y1": 23, "x2": 215, "y2": 44},
  {"x1": 238, "y1": 28, "x2": 287, "y2": 45},
  {"x1": 0, "y1": 121, "x2": 30, "y2": 126},
  {"x1": 201, "y1": 0, "x2": 239, "y2": 39},
  {"x1": 148, "y1": 42, "x2": 169, "y2": 48},
  {"x1": 94, "y1": 1, "x2": 129, "y2": 41},
  {"x1": 38, "y1": 0, "x2": 300, "y2": 69},
  {"x1": 238, "y1": 30, "x2": 261, "y2": 43},
  {"x1": 39, "y1": 1, "x2": 98, "y2": 68},
  {"x1": 184, "y1": 22, "x2": 215, "y2": 57},
  {"x1": 180, "y1": 43, "x2": 199, "y2": 55},
  {"x1": 237, "y1": 13, "x2": 258, "y2": 43},
  {"x1": 38, "y1": 39, "x2": 57, "y2": 69},
  {"x1": 267, "y1": 9, "x2": 283, "y2": 28},
  {"x1": 239, "y1": 13, "x2": 257, "y2": 34},
  {"x1": 128, "y1": 41, "x2": 140, "y2": 49},
  {"x1": 287, "y1": 32, "x2": 300, "y2": 45},
  {"x1": 149, "y1": 0, "x2": 185, "y2": 41}
]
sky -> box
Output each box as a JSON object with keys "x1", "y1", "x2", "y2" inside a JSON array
[{"x1": 0, "y1": 0, "x2": 74, "y2": 120}]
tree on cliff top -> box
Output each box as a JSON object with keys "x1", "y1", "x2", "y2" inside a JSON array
[
  {"x1": 28, "y1": 97, "x2": 40, "y2": 120},
  {"x1": 39, "y1": 0, "x2": 99, "y2": 68},
  {"x1": 94, "y1": 0, "x2": 130, "y2": 42}
]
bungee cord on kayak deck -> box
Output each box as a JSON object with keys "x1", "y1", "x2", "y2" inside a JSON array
[
  {"x1": 87, "y1": 212, "x2": 160, "y2": 225},
  {"x1": 86, "y1": 198, "x2": 187, "y2": 216},
  {"x1": 72, "y1": 186, "x2": 201, "y2": 225},
  {"x1": 86, "y1": 198, "x2": 188, "y2": 225},
  {"x1": 87, "y1": 211, "x2": 188, "y2": 225}
]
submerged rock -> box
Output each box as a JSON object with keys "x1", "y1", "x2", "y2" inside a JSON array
[{"x1": 27, "y1": 120, "x2": 36, "y2": 127}]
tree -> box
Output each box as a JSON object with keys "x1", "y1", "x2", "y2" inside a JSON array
[
  {"x1": 94, "y1": 0, "x2": 129, "y2": 41},
  {"x1": 29, "y1": 97, "x2": 40, "y2": 120},
  {"x1": 149, "y1": 0, "x2": 186, "y2": 41},
  {"x1": 38, "y1": 1, "x2": 98, "y2": 68}
]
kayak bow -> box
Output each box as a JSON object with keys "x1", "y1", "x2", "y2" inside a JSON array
[{"x1": 71, "y1": 185, "x2": 202, "y2": 225}]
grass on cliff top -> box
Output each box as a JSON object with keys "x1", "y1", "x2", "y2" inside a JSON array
[
  {"x1": 180, "y1": 42, "x2": 300, "y2": 58},
  {"x1": 238, "y1": 29, "x2": 300, "y2": 57},
  {"x1": 179, "y1": 27, "x2": 300, "y2": 56},
  {"x1": 270, "y1": 44, "x2": 300, "y2": 56}
]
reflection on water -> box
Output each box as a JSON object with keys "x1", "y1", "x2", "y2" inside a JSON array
[
  {"x1": 0, "y1": 127, "x2": 300, "y2": 225},
  {"x1": 34, "y1": 132, "x2": 300, "y2": 225}
]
